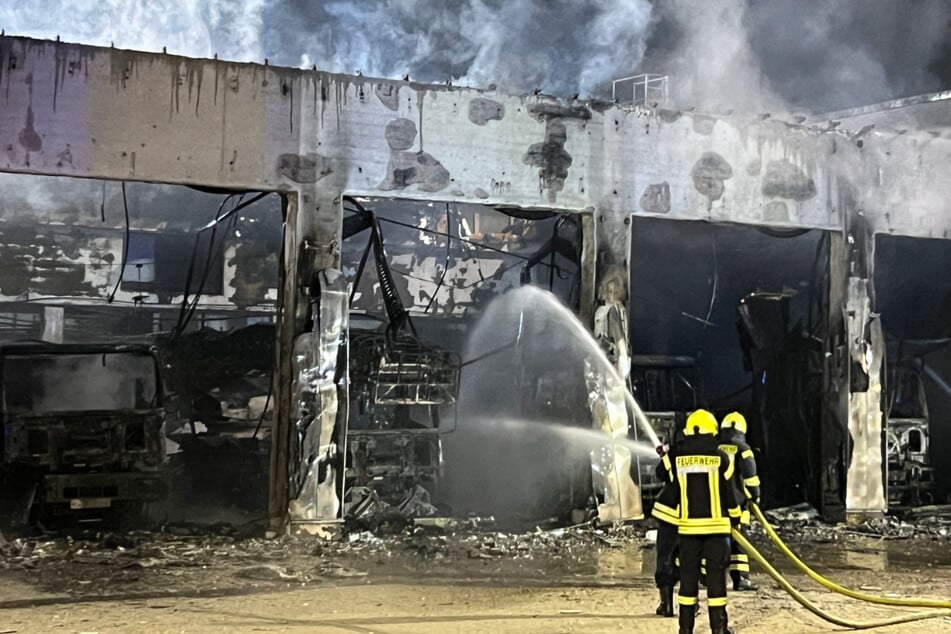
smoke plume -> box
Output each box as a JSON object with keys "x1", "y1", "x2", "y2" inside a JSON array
[
  {"x1": 645, "y1": 0, "x2": 951, "y2": 112},
  {"x1": 1, "y1": 0, "x2": 653, "y2": 97},
  {"x1": 2, "y1": 1, "x2": 951, "y2": 111}
]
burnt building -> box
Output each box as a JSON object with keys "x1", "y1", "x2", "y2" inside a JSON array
[{"x1": 2, "y1": 34, "x2": 951, "y2": 532}]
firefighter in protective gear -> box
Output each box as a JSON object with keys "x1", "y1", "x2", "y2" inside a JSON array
[
  {"x1": 719, "y1": 411, "x2": 761, "y2": 592},
  {"x1": 656, "y1": 409, "x2": 741, "y2": 634},
  {"x1": 651, "y1": 426, "x2": 686, "y2": 618}
]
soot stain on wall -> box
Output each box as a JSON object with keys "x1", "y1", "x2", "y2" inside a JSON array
[
  {"x1": 0, "y1": 225, "x2": 106, "y2": 296},
  {"x1": 379, "y1": 118, "x2": 451, "y2": 192},
  {"x1": 691, "y1": 152, "x2": 733, "y2": 208}
]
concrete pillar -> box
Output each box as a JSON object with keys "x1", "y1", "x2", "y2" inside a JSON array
[
  {"x1": 269, "y1": 193, "x2": 297, "y2": 532},
  {"x1": 269, "y1": 185, "x2": 345, "y2": 533},
  {"x1": 587, "y1": 199, "x2": 642, "y2": 521},
  {"x1": 844, "y1": 215, "x2": 886, "y2": 522},
  {"x1": 819, "y1": 231, "x2": 848, "y2": 521}
]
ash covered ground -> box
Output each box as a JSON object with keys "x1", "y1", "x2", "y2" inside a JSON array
[{"x1": 4, "y1": 506, "x2": 951, "y2": 606}]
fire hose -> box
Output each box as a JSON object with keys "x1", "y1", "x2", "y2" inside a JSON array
[
  {"x1": 726, "y1": 503, "x2": 951, "y2": 628},
  {"x1": 749, "y1": 501, "x2": 951, "y2": 609}
]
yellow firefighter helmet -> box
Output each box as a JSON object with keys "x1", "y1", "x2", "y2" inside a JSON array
[
  {"x1": 684, "y1": 409, "x2": 719, "y2": 436},
  {"x1": 721, "y1": 411, "x2": 748, "y2": 434}
]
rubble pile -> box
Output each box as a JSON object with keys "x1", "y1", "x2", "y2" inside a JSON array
[
  {"x1": 0, "y1": 519, "x2": 647, "y2": 600},
  {"x1": 336, "y1": 517, "x2": 645, "y2": 564},
  {"x1": 0, "y1": 526, "x2": 328, "y2": 596},
  {"x1": 758, "y1": 503, "x2": 951, "y2": 543}
]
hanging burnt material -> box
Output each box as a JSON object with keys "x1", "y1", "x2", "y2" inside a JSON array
[
  {"x1": 344, "y1": 197, "x2": 459, "y2": 407},
  {"x1": 288, "y1": 268, "x2": 349, "y2": 523}
]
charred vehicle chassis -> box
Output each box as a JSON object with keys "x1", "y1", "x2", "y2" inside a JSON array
[
  {"x1": 0, "y1": 342, "x2": 168, "y2": 526},
  {"x1": 341, "y1": 198, "x2": 460, "y2": 519}
]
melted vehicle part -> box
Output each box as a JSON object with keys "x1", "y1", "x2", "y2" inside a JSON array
[
  {"x1": 342, "y1": 199, "x2": 460, "y2": 517},
  {"x1": 886, "y1": 355, "x2": 936, "y2": 508},
  {"x1": 365, "y1": 336, "x2": 458, "y2": 406},
  {"x1": 346, "y1": 325, "x2": 457, "y2": 513}
]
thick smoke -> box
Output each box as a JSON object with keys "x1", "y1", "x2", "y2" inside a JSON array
[
  {"x1": 3, "y1": 1, "x2": 951, "y2": 112},
  {"x1": 644, "y1": 0, "x2": 785, "y2": 112},
  {"x1": 4, "y1": 352, "x2": 158, "y2": 414},
  {"x1": 645, "y1": 0, "x2": 951, "y2": 112},
  {"x1": 0, "y1": 0, "x2": 267, "y2": 64},
  {"x1": 746, "y1": 0, "x2": 951, "y2": 112},
  {"x1": 1, "y1": 0, "x2": 653, "y2": 97},
  {"x1": 260, "y1": 0, "x2": 653, "y2": 96}
]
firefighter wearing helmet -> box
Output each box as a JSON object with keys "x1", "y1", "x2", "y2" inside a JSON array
[
  {"x1": 719, "y1": 411, "x2": 761, "y2": 592},
  {"x1": 655, "y1": 408, "x2": 741, "y2": 634}
]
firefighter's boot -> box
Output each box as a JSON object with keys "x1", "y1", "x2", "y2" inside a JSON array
[
  {"x1": 656, "y1": 586, "x2": 675, "y2": 617},
  {"x1": 678, "y1": 601, "x2": 696, "y2": 634},
  {"x1": 733, "y1": 573, "x2": 758, "y2": 592},
  {"x1": 710, "y1": 605, "x2": 734, "y2": 634}
]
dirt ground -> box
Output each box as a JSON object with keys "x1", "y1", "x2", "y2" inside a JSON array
[{"x1": 2, "y1": 522, "x2": 951, "y2": 633}]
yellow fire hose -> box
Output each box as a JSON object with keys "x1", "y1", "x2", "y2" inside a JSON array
[
  {"x1": 750, "y1": 502, "x2": 951, "y2": 609},
  {"x1": 731, "y1": 529, "x2": 951, "y2": 628}
]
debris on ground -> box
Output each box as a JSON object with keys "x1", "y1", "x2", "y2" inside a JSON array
[
  {"x1": 0, "y1": 518, "x2": 650, "y2": 601},
  {"x1": 755, "y1": 502, "x2": 951, "y2": 543},
  {"x1": 764, "y1": 503, "x2": 820, "y2": 523},
  {"x1": 5, "y1": 506, "x2": 951, "y2": 604}
]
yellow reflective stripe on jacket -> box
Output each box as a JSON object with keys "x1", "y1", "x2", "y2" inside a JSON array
[
  {"x1": 741, "y1": 448, "x2": 754, "y2": 460},
  {"x1": 740, "y1": 509, "x2": 751, "y2": 525},
  {"x1": 651, "y1": 502, "x2": 680, "y2": 524},
  {"x1": 662, "y1": 454, "x2": 673, "y2": 481},
  {"x1": 675, "y1": 452, "x2": 737, "y2": 532},
  {"x1": 678, "y1": 517, "x2": 732, "y2": 535},
  {"x1": 709, "y1": 469, "x2": 722, "y2": 520},
  {"x1": 678, "y1": 466, "x2": 690, "y2": 520},
  {"x1": 744, "y1": 475, "x2": 761, "y2": 487}
]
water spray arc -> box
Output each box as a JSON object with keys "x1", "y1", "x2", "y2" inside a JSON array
[
  {"x1": 504, "y1": 286, "x2": 661, "y2": 448},
  {"x1": 456, "y1": 286, "x2": 661, "y2": 447},
  {"x1": 450, "y1": 286, "x2": 660, "y2": 522}
]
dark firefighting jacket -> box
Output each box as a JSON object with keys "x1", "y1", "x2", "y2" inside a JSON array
[
  {"x1": 655, "y1": 434, "x2": 741, "y2": 536},
  {"x1": 651, "y1": 452, "x2": 680, "y2": 526},
  {"x1": 650, "y1": 430, "x2": 686, "y2": 526},
  {"x1": 718, "y1": 427, "x2": 761, "y2": 525}
]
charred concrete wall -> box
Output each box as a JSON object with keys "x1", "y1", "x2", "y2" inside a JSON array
[
  {"x1": 6, "y1": 35, "x2": 951, "y2": 523},
  {"x1": 3, "y1": 35, "x2": 951, "y2": 239}
]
